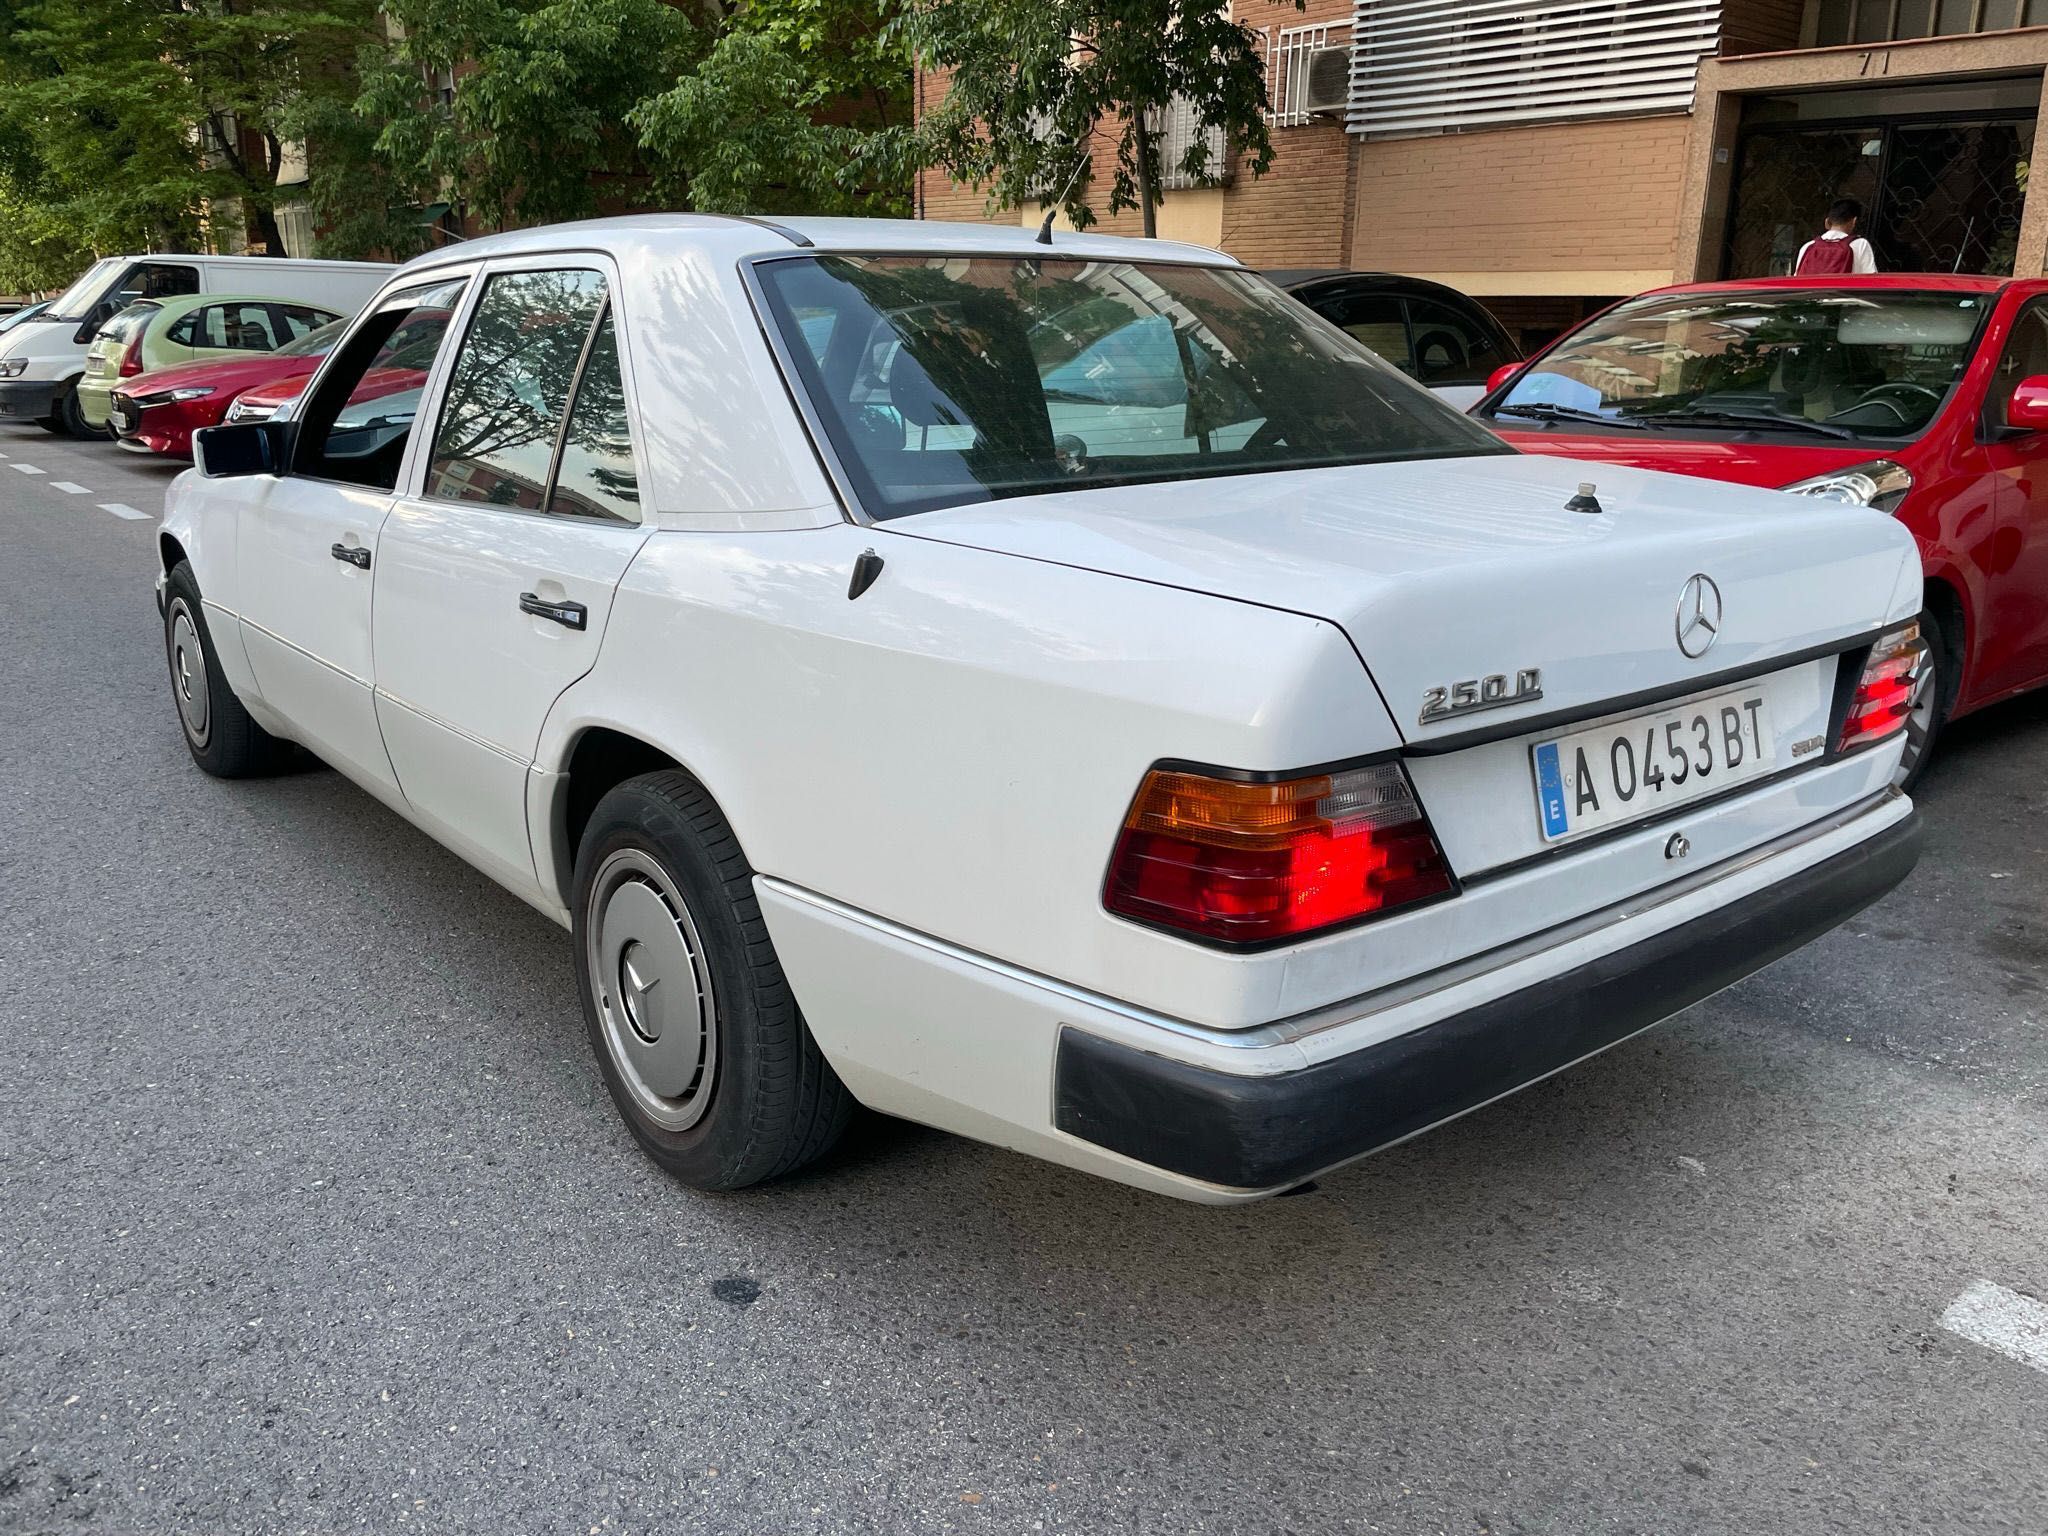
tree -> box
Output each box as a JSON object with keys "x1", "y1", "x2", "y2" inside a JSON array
[
  {"x1": 0, "y1": 0, "x2": 382, "y2": 263},
  {"x1": 902, "y1": 0, "x2": 1296, "y2": 238}
]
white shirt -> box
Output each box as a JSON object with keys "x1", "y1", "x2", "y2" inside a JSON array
[{"x1": 1797, "y1": 229, "x2": 1879, "y2": 274}]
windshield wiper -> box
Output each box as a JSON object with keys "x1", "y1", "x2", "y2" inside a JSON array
[
  {"x1": 1628, "y1": 408, "x2": 1860, "y2": 440},
  {"x1": 1490, "y1": 402, "x2": 1646, "y2": 430}
]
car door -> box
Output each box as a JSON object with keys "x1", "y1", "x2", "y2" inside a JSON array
[
  {"x1": 234, "y1": 273, "x2": 472, "y2": 798},
  {"x1": 1971, "y1": 294, "x2": 2048, "y2": 698},
  {"x1": 370, "y1": 261, "x2": 650, "y2": 892}
]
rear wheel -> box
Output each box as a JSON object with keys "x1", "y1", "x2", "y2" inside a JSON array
[
  {"x1": 572, "y1": 771, "x2": 851, "y2": 1190},
  {"x1": 162, "y1": 562, "x2": 295, "y2": 778},
  {"x1": 57, "y1": 381, "x2": 96, "y2": 439},
  {"x1": 1896, "y1": 606, "x2": 1954, "y2": 792}
]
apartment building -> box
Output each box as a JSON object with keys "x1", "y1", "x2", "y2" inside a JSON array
[{"x1": 915, "y1": 1, "x2": 2048, "y2": 349}]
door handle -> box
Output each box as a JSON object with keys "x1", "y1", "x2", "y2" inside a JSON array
[
  {"x1": 519, "y1": 591, "x2": 588, "y2": 630},
  {"x1": 329, "y1": 542, "x2": 370, "y2": 570}
]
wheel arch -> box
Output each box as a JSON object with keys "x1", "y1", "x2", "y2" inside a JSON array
[
  {"x1": 159, "y1": 530, "x2": 190, "y2": 577},
  {"x1": 1920, "y1": 570, "x2": 1970, "y2": 710},
  {"x1": 545, "y1": 725, "x2": 738, "y2": 910}
]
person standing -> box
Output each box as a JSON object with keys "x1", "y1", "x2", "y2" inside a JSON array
[{"x1": 1795, "y1": 199, "x2": 1880, "y2": 275}]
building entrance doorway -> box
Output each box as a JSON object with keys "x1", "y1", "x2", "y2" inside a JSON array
[{"x1": 1723, "y1": 78, "x2": 2037, "y2": 277}]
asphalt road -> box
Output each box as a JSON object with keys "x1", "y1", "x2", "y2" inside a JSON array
[{"x1": 3, "y1": 424, "x2": 2045, "y2": 1536}]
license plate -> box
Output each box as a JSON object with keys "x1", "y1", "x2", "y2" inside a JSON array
[
  {"x1": 1532, "y1": 686, "x2": 1776, "y2": 842},
  {"x1": 84, "y1": 356, "x2": 106, "y2": 375},
  {"x1": 112, "y1": 408, "x2": 136, "y2": 433}
]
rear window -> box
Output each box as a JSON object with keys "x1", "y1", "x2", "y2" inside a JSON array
[
  {"x1": 99, "y1": 303, "x2": 160, "y2": 345},
  {"x1": 755, "y1": 254, "x2": 1506, "y2": 519}
]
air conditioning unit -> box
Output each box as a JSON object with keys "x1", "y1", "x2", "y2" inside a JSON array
[{"x1": 1301, "y1": 45, "x2": 1351, "y2": 116}]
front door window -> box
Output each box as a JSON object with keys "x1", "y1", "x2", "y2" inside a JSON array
[{"x1": 292, "y1": 276, "x2": 469, "y2": 490}]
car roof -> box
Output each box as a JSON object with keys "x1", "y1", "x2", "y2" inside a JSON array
[
  {"x1": 1648, "y1": 273, "x2": 2025, "y2": 298},
  {"x1": 396, "y1": 214, "x2": 1242, "y2": 275}
]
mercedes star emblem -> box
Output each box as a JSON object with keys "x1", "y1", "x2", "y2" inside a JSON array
[{"x1": 1675, "y1": 574, "x2": 1723, "y2": 659}]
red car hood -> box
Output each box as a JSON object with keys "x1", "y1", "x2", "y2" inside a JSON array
[
  {"x1": 122, "y1": 351, "x2": 323, "y2": 401},
  {"x1": 237, "y1": 364, "x2": 424, "y2": 411},
  {"x1": 1492, "y1": 427, "x2": 1885, "y2": 491}
]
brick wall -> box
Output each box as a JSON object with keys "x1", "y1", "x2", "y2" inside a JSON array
[{"x1": 1347, "y1": 114, "x2": 1693, "y2": 283}]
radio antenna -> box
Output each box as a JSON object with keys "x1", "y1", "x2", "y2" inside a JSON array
[{"x1": 1035, "y1": 143, "x2": 1094, "y2": 245}]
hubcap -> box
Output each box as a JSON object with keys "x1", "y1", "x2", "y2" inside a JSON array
[
  {"x1": 167, "y1": 599, "x2": 211, "y2": 748},
  {"x1": 585, "y1": 848, "x2": 717, "y2": 1131}
]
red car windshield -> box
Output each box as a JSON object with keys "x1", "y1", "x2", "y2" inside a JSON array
[{"x1": 1487, "y1": 288, "x2": 1992, "y2": 443}]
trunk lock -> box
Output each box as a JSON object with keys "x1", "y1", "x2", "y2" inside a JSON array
[{"x1": 1664, "y1": 832, "x2": 1692, "y2": 861}]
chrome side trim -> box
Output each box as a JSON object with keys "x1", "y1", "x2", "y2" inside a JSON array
[{"x1": 759, "y1": 787, "x2": 1905, "y2": 1054}]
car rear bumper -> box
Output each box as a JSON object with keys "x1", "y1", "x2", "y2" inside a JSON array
[
  {"x1": 1052, "y1": 801, "x2": 1919, "y2": 1189},
  {"x1": 757, "y1": 789, "x2": 1918, "y2": 1201},
  {"x1": 0, "y1": 379, "x2": 58, "y2": 419}
]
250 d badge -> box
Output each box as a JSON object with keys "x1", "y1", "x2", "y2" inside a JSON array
[{"x1": 1419, "y1": 668, "x2": 1544, "y2": 726}]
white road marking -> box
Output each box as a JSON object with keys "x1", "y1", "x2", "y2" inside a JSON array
[
  {"x1": 12, "y1": 461, "x2": 45, "y2": 475},
  {"x1": 48, "y1": 480, "x2": 89, "y2": 495},
  {"x1": 98, "y1": 503, "x2": 152, "y2": 522},
  {"x1": 1940, "y1": 1279, "x2": 2048, "y2": 1375}
]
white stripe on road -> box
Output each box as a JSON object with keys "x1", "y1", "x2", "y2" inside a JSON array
[
  {"x1": 12, "y1": 461, "x2": 44, "y2": 475},
  {"x1": 1941, "y1": 1279, "x2": 2048, "y2": 1375},
  {"x1": 48, "y1": 480, "x2": 89, "y2": 495},
  {"x1": 98, "y1": 503, "x2": 152, "y2": 521}
]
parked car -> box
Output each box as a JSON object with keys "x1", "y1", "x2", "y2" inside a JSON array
[
  {"x1": 0, "y1": 253, "x2": 392, "y2": 437},
  {"x1": 0, "y1": 300, "x2": 50, "y2": 336},
  {"x1": 159, "y1": 217, "x2": 1922, "y2": 1202},
  {"x1": 78, "y1": 294, "x2": 340, "y2": 434},
  {"x1": 1272, "y1": 269, "x2": 1518, "y2": 409},
  {"x1": 1472, "y1": 274, "x2": 2048, "y2": 787},
  {"x1": 111, "y1": 318, "x2": 351, "y2": 458},
  {"x1": 211, "y1": 305, "x2": 455, "y2": 430}
]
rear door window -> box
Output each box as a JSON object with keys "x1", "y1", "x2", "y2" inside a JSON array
[
  {"x1": 1404, "y1": 296, "x2": 1511, "y2": 387},
  {"x1": 425, "y1": 268, "x2": 608, "y2": 510},
  {"x1": 1321, "y1": 290, "x2": 1413, "y2": 374},
  {"x1": 546, "y1": 310, "x2": 640, "y2": 523}
]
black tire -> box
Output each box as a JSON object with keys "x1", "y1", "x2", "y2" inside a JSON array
[
  {"x1": 162, "y1": 561, "x2": 295, "y2": 778},
  {"x1": 57, "y1": 381, "x2": 96, "y2": 439},
  {"x1": 1897, "y1": 605, "x2": 1956, "y2": 792},
  {"x1": 572, "y1": 771, "x2": 851, "y2": 1190},
  {"x1": 35, "y1": 413, "x2": 65, "y2": 433}
]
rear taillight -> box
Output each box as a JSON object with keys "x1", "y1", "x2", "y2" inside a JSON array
[
  {"x1": 118, "y1": 334, "x2": 146, "y2": 377},
  {"x1": 1838, "y1": 621, "x2": 1926, "y2": 754},
  {"x1": 1104, "y1": 761, "x2": 1455, "y2": 947}
]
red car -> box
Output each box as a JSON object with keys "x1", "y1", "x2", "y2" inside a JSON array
[
  {"x1": 111, "y1": 320, "x2": 343, "y2": 458},
  {"x1": 1474, "y1": 274, "x2": 2048, "y2": 785}
]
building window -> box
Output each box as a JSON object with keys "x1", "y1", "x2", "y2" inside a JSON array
[
  {"x1": 1811, "y1": 0, "x2": 2048, "y2": 43},
  {"x1": 1266, "y1": 20, "x2": 1350, "y2": 127},
  {"x1": 1147, "y1": 99, "x2": 1230, "y2": 189},
  {"x1": 1347, "y1": 0, "x2": 1722, "y2": 138}
]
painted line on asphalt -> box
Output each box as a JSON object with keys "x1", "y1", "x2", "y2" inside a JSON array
[
  {"x1": 1941, "y1": 1279, "x2": 2048, "y2": 1375},
  {"x1": 98, "y1": 503, "x2": 152, "y2": 522},
  {"x1": 11, "y1": 461, "x2": 45, "y2": 475},
  {"x1": 48, "y1": 480, "x2": 90, "y2": 495}
]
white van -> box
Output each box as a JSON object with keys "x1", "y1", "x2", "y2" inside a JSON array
[{"x1": 0, "y1": 253, "x2": 394, "y2": 436}]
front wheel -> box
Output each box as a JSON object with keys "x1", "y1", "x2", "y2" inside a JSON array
[
  {"x1": 1895, "y1": 607, "x2": 1954, "y2": 792},
  {"x1": 57, "y1": 382, "x2": 97, "y2": 439},
  {"x1": 162, "y1": 562, "x2": 295, "y2": 778},
  {"x1": 572, "y1": 771, "x2": 851, "y2": 1190}
]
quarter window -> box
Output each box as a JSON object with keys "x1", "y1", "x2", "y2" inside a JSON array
[
  {"x1": 547, "y1": 311, "x2": 639, "y2": 523},
  {"x1": 293, "y1": 276, "x2": 469, "y2": 491},
  {"x1": 426, "y1": 268, "x2": 608, "y2": 510}
]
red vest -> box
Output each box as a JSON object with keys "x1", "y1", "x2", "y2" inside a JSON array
[{"x1": 1796, "y1": 233, "x2": 1856, "y2": 276}]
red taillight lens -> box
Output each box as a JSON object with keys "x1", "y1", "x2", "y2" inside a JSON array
[
  {"x1": 1838, "y1": 621, "x2": 1927, "y2": 754},
  {"x1": 118, "y1": 335, "x2": 146, "y2": 377},
  {"x1": 1104, "y1": 762, "x2": 1455, "y2": 946}
]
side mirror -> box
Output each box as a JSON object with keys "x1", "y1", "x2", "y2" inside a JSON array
[
  {"x1": 194, "y1": 420, "x2": 292, "y2": 478},
  {"x1": 2007, "y1": 375, "x2": 2048, "y2": 434},
  {"x1": 1485, "y1": 361, "x2": 1522, "y2": 395}
]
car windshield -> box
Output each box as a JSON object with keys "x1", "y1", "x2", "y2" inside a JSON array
[
  {"x1": 97, "y1": 303, "x2": 159, "y2": 347},
  {"x1": 45, "y1": 258, "x2": 125, "y2": 323},
  {"x1": 277, "y1": 319, "x2": 345, "y2": 357},
  {"x1": 756, "y1": 253, "x2": 1507, "y2": 518},
  {"x1": 1489, "y1": 288, "x2": 1989, "y2": 441}
]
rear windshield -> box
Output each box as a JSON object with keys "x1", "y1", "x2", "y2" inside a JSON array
[
  {"x1": 755, "y1": 254, "x2": 1507, "y2": 519},
  {"x1": 98, "y1": 302, "x2": 160, "y2": 345},
  {"x1": 1485, "y1": 288, "x2": 1990, "y2": 442}
]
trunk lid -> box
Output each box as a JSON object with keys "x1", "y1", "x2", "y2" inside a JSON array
[{"x1": 893, "y1": 452, "x2": 1916, "y2": 746}]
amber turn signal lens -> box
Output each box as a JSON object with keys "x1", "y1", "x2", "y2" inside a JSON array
[{"x1": 1104, "y1": 762, "x2": 1455, "y2": 946}]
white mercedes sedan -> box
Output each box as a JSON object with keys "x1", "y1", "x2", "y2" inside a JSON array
[{"x1": 156, "y1": 216, "x2": 1926, "y2": 1202}]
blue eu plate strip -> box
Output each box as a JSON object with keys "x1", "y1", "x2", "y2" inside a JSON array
[{"x1": 1534, "y1": 741, "x2": 1569, "y2": 839}]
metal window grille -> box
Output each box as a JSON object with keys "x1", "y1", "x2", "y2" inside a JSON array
[
  {"x1": 1148, "y1": 98, "x2": 1231, "y2": 189},
  {"x1": 1347, "y1": 0, "x2": 1724, "y2": 138},
  {"x1": 1267, "y1": 20, "x2": 1349, "y2": 126}
]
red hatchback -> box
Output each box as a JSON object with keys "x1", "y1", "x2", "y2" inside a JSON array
[
  {"x1": 1475, "y1": 275, "x2": 2048, "y2": 784},
  {"x1": 110, "y1": 320, "x2": 343, "y2": 459}
]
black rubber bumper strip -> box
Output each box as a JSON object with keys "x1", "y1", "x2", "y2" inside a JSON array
[{"x1": 1055, "y1": 807, "x2": 1922, "y2": 1190}]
